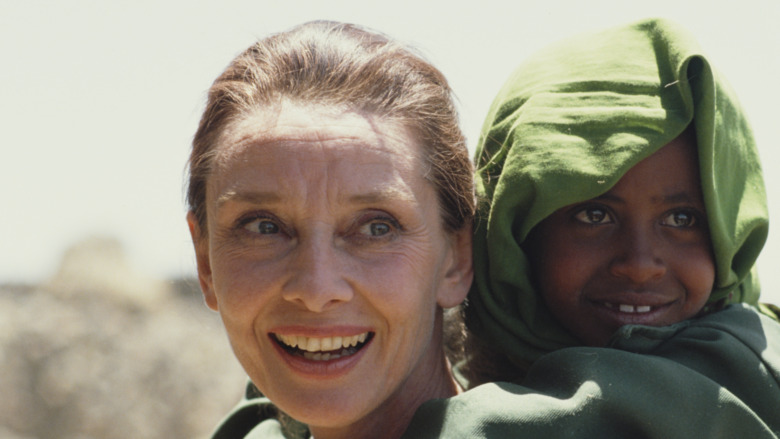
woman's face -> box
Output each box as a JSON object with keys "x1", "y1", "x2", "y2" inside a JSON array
[{"x1": 188, "y1": 102, "x2": 471, "y2": 434}]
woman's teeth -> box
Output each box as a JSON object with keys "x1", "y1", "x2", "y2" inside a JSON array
[{"x1": 274, "y1": 333, "x2": 370, "y2": 361}]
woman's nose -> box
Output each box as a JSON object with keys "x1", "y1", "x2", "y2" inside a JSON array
[
  {"x1": 281, "y1": 236, "x2": 354, "y2": 312},
  {"x1": 608, "y1": 226, "x2": 667, "y2": 284}
]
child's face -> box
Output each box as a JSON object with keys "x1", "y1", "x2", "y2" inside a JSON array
[{"x1": 524, "y1": 133, "x2": 715, "y2": 346}]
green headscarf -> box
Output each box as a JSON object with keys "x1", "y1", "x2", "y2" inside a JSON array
[{"x1": 467, "y1": 18, "x2": 769, "y2": 368}]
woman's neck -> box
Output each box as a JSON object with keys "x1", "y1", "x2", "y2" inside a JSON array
[{"x1": 309, "y1": 352, "x2": 458, "y2": 439}]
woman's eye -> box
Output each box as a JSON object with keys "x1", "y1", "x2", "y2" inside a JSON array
[
  {"x1": 573, "y1": 207, "x2": 612, "y2": 225},
  {"x1": 356, "y1": 217, "x2": 399, "y2": 238},
  {"x1": 367, "y1": 222, "x2": 391, "y2": 236},
  {"x1": 662, "y1": 211, "x2": 697, "y2": 228},
  {"x1": 243, "y1": 218, "x2": 280, "y2": 235}
]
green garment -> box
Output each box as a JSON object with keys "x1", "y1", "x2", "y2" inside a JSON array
[
  {"x1": 405, "y1": 304, "x2": 780, "y2": 438},
  {"x1": 210, "y1": 381, "x2": 308, "y2": 439},
  {"x1": 467, "y1": 17, "x2": 771, "y2": 368},
  {"x1": 211, "y1": 305, "x2": 780, "y2": 438}
]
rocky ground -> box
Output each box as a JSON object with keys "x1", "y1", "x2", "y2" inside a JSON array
[{"x1": 0, "y1": 237, "x2": 248, "y2": 439}]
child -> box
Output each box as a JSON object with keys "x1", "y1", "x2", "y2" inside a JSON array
[
  {"x1": 403, "y1": 18, "x2": 780, "y2": 438},
  {"x1": 461, "y1": 17, "x2": 778, "y2": 383},
  {"x1": 520, "y1": 125, "x2": 716, "y2": 348}
]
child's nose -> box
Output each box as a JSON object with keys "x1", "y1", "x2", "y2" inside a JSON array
[
  {"x1": 608, "y1": 227, "x2": 666, "y2": 284},
  {"x1": 281, "y1": 235, "x2": 354, "y2": 312}
]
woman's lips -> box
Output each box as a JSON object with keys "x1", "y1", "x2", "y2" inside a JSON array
[
  {"x1": 273, "y1": 332, "x2": 373, "y2": 361},
  {"x1": 268, "y1": 329, "x2": 375, "y2": 379}
]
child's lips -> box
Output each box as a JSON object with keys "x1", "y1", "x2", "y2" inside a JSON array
[
  {"x1": 587, "y1": 290, "x2": 677, "y2": 308},
  {"x1": 602, "y1": 302, "x2": 656, "y2": 314},
  {"x1": 586, "y1": 292, "x2": 679, "y2": 325},
  {"x1": 591, "y1": 300, "x2": 676, "y2": 325}
]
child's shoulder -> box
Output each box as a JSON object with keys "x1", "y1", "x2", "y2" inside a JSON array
[
  {"x1": 408, "y1": 309, "x2": 780, "y2": 438},
  {"x1": 610, "y1": 303, "x2": 780, "y2": 355},
  {"x1": 530, "y1": 304, "x2": 780, "y2": 435},
  {"x1": 608, "y1": 303, "x2": 780, "y2": 417}
]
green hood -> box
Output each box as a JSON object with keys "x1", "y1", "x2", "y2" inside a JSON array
[{"x1": 467, "y1": 18, "x2": 769, "y2": 366}]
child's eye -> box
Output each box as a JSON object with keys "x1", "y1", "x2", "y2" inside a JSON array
[
  {"x1": 573, "y1": 207, "x2": 613, "y2": 225},
  {"x1": 661, "y1": 210, "x2": 697, "y2": 228}
]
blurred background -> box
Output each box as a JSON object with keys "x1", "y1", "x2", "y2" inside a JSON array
[{"x1": 1, "y1": 1, "x2": 778, "y2": 438}]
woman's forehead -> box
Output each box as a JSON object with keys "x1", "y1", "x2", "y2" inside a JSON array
[
  {"x1": 204, "y1": 103, "x2": 432, "y2": 207},
  {"x1": 216, "y1": 101, "x2": 417, "y2": 160}
]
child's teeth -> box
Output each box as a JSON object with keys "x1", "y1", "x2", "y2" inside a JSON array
[{"x1": 613, "y1": 304, "x2": 653, "y2": 313}]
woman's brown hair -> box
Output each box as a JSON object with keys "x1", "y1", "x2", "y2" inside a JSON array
[{"x1": 186, "y1": 21, "x2": 474, "y2": 234}]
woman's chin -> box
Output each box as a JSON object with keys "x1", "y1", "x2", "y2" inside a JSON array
[{"x1": 251, "y1": 338, "x2": 383, "y2": 429}]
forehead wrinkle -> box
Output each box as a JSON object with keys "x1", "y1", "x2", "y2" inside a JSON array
[
  {"x1": 210, "y1": 104, "x2": 425, "y2": 216},
  {"x1": 346, "y1": 187, "x2": 416, "y2": 205},
  {"x1": 216, "y1": 190, "x2": 282, "y2": 209},
  {"x1": 217, "y1": 104, "x2": 403, "y2": 158}
]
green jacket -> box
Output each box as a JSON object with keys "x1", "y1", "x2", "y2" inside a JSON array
[
  {"x1": 210, "y1": 305, "x2": 780, "y2": 438},
  {"x1": 405, "y1": 304, "x2": 780, "y2": 438},
  {"x1": 210, "y1": 382, "x2": 308, "y2": 439}
]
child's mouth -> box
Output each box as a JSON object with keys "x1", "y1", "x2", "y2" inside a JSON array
[
  {"x1": 593, "y1": 299, "x2": 676, "y2": 327},
  {"x1": 272, "y1": 332, "x2": 374, "y2": 361},
  {"x1": 602, "y1": 302, "x2": 655, "y2": 314}
]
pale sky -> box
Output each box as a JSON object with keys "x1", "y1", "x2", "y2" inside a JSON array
[{"x1": 2, "y1": 0, "x2": 779, "y2": 303}]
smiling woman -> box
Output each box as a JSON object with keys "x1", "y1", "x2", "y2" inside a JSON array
[{"x1": 185, "y1": 21, "x2": 474, "y2": 439}]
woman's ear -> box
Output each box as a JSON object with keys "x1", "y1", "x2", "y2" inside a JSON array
[
  {"x1": 436, "y1": 223, "x2": 474, "y2": 309},
  {"x1": 187, "y1": 211, "x2": 218, "y2": 311}
]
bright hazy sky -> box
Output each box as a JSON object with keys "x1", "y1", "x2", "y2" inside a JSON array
[{"x1": 2, "y1": 1, "x2": 779, "y2": 303}]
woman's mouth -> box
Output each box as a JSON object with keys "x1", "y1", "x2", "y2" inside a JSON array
[{"x1": 272, "y1": 332, "x2": 374, "y2": 361}]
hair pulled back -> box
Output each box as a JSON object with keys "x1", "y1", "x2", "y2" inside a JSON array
[{"x1": 187, "y1": 21, "x2": 474, "y2": 232}]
